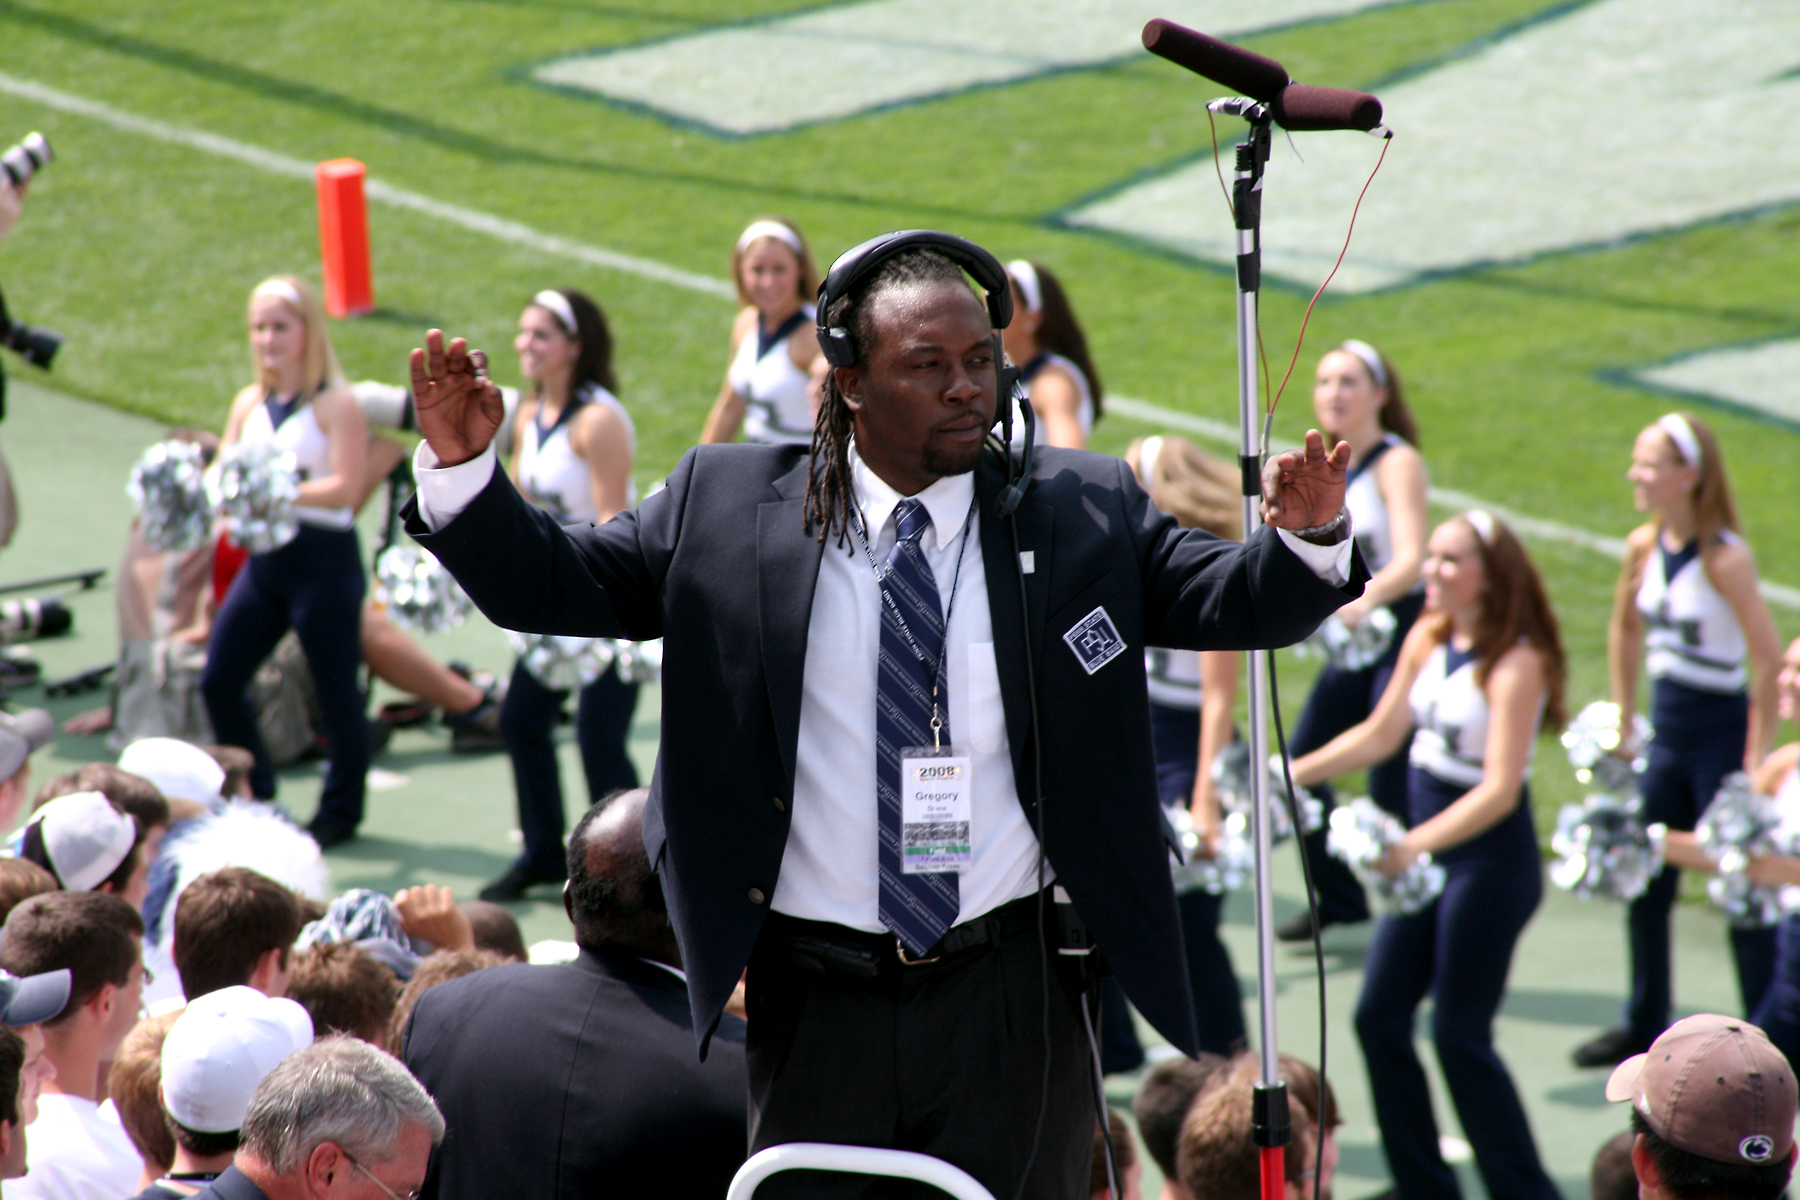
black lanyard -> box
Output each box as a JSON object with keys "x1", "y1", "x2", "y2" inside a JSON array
[{"x1": 850, "y1": 494, "x2": 976, "y2": 747}]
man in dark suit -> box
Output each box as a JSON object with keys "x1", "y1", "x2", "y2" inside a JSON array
[
  {"x1": 400, "y1": 788, "x2": 747, "y2": 1199},
  {"x1": 404, "y1": 236, "x2": 1360, "y2": 1197}
]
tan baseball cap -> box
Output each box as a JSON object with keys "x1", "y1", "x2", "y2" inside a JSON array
[{"x1": 1607, "y1": 1014, "x2": 1798, "y2": 1166}]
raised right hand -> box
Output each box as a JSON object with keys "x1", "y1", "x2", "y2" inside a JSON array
[{"x1": 410, "y1": 329, "x2": 505, "y2": 467}]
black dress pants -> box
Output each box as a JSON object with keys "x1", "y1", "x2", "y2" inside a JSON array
[{"x1": 745, "y1": 898, "x2": 1094, "y2": 1198}]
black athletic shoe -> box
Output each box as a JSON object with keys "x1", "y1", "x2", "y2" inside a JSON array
[
  {"x1": 305, "y1": 817, "x2": 357, "y2": 850},
  {"x1": 447, "y1": 698, "x2": 504, "y2": 754},
  {"x1": 1571, "y1": 1026, "x2": 1650, "y2": 1069},
  {"x1": 478, "y1": 863, "x2": 565, "y2": 903}
]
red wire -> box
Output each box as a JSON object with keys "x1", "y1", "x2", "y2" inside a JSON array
[{"x1": 1266, "y1": 135, "x2": 1392, "y2": 417}]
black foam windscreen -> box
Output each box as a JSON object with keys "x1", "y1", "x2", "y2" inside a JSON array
[
  {"x1": 1140, "y1": 20, "x2": 1289, "y2": 104},
  {"x1": 1270, "y1": 85, "x2": 1383, "y2": 133}
]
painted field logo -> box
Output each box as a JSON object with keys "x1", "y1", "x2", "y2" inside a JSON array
[
  {"x1": 529, "y1": 0, "x2": 1385, "y2": 136},
  {"x1": 1063, "y1": 0, "x2": 1800, "y2": 291}
]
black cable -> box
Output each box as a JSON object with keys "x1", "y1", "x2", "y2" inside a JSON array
[
  {"x1": 1267, "y1": 648, "x2": 1327, "y2": 1200},
  {"x1": 1007, "y1": 469, "x2": 1053, "y2": 1200},
  {"x1": 1081, "y1": 991, "x2": 1122, "y2": 1200}
]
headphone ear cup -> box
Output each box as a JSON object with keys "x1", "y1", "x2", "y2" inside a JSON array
[{"x1": 818, "y1": 325, "x2": 857, "y2": 369}]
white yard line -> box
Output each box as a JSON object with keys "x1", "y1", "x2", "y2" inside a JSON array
[
  {"x1": 5, "y1": 71, "x2": 1794, "y2": 608},
  {"x1": 0, "y1": 72, "x2": 734, "y2": 300}
]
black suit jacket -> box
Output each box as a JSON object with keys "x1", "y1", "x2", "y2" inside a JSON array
[
  {"x1": 401, "y1": 948, "x2": 748, "y2": 1199},
  {"x1": 407, "y1": 443, "x2": 1361, "y2": 1057}
]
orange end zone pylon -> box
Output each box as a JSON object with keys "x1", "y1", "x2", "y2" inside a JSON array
[{"x1": 316, "y1": 159, "x2": 374, "y2": 318}]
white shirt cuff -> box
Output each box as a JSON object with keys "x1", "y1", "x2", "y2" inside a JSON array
[
  {"x1": 1276, "y1": 526, "x2": 1354, "y2": 588},
  {"x1": 412, "y1": 442, "x2": 499, "y2": 532}
]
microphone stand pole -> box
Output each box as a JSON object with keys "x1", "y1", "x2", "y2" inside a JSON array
[{"x1": 1214, "y1": 97, "x2": 1293, "y2": 1200}]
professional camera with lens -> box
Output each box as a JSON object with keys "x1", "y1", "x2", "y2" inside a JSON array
[
  {"x1": 0, "y1": 133, "x2": 51, "y2": 189},
  {"x1": 0, "y1": 288, "x2": 61, "y2": 371}
]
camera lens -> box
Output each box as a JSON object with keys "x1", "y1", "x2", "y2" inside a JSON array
[{"x1": 0, "y1": 133, "x2": 52, "y2": 188}]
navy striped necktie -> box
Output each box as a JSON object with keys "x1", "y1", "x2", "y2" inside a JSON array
[{"x1": 876, "y1": 498, "x2": 960, "y2": 955}]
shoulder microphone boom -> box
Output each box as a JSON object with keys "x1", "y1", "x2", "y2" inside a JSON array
[
  {"x1": 1141, "y1": 20, "x2": 1384, "y2": 134},
  {"x1": 1141, "y1": 19, "x2": 1289, "y2": 104}
]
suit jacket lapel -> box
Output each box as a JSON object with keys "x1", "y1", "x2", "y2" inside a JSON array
[
  {"x1": 975, "y1": 460, "x2": 1052, "y2": 823},
  {"x1": 758, "y1": 460, "x2": 825, "y2": 787}
]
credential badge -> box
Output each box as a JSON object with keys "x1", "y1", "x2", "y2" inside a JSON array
[{"x1": 1063, "y1": 606, "x2": 1126, "y2": 676}]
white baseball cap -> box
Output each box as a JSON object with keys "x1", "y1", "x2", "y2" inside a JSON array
[
  {"x1": 22, "y1": 791, "x2": 136, "y2": 891},
  {"x1": 162, "y1": 986, "x2": 314, "y2": 1133},
  {"x1": 117, "y1": 738, "x2": 226, "y2": 809}
]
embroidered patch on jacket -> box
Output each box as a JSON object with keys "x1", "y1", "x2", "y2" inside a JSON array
[{"x1": 1063, "y1": 606, "x2": 1126, "y2": 676}]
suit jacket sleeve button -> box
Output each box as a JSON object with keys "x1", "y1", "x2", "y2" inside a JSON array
[
  {"x1": 748, "y1": 888, "x2": 767, "y2": 905},
  {"x1": 771, "y1": 795, "x2": 787, "y2": 813}
]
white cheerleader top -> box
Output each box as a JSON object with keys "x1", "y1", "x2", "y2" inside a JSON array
[
  {"x1": 1637, "y1": 534, "x2": 1749, "y2": 694},
  {"x1": 517, "y1": 384, "x2": 635, "y2": 524},
  {"x1": 1409, "y1": 641, "x2": 1539, "y2": 789},
  {"x1": 1009, "y1": 352, "x2": 1094, "y2": 448},
  {"x1": 1145, "y1": 648, "x2": 1202, "y2": 711},
  {"x1": 729, "y1": 306, "x2": 816, "y2": 445},
  {"x1": 240, "y1": 390, "x2": 353, "y2": 531},
  {"x1": 1344, "y1": 434, "x2": 1421, "y2": 589}
]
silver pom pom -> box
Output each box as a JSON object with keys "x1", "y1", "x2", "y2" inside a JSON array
[
  {"x1": 1549, "y1": 792, "x2": 1667, "y2": 902},
  {"x1": 612, "y1": 639, "x2": 663, "y2": 685},
  {"x1": 1326, "y1": 797, "x2": 1445, "y2": 915},
  {"x1": 208, "y1": 442, "x2": 300, "y2": 554},
  {"x1": 1296, "y1": 605, "x2": 1398, "y2": 672},
  {"x1": 1209, "y1": 745, "x2": 1323, "y2": 843},
  {"x1": 373, "y1": 546, "x2": 471, "y2": 634},
  {"x1": 1168, "y1": 807, "x2": 1254, "y2": 895},
  {"x1": 1695, "y1": 773, "x2": 1781, "y2": 928},
  {"x1": 507, "y1": 632, "x2": 616, "y2": 691},
  {"x1": 1561, "y1": 701, "x2": 1652, "y2": 795},
  {"x1": 126, "y1": 440, "x2": 212, "y2": 552}
]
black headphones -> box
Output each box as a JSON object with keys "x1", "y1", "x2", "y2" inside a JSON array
[{"x1": 814, "y1": 229, "x2": 1034, "y2": 518}]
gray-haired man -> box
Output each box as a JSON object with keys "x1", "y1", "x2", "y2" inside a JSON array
[{"x1": 189, "y1": 1037, "x2": 443, "y2": 1200}]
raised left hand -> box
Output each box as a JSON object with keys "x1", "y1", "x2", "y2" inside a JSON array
[
  {"x1": 1261, "y1": 429, "x2": 1352, "y2": 531},
  {"x1": 394, "y1": 884, "x2": 475, "y2": 951}
]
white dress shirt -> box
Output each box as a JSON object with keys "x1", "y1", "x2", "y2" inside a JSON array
[{"x1": 413, "y1": 441, "x2": 1351, "y2": 930}]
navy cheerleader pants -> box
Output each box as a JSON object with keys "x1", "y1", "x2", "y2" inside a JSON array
[
  {"x1": 1355, "y1": 770, "x2": 1557, "y2": 1200},
  {"x1": 201, "y1": 525, "x2": 369, "y2": 829},
  {"x1": 501, "y1": 658, "x2": 641, "y2": 879},
  {"x1": 1624, "y1": 680, "x2": 1775, "y2": 1043}
]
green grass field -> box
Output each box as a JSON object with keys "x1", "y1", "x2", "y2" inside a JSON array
[{"x1": 1, "y1": 1, "x2": 1798, "y2": 1192}]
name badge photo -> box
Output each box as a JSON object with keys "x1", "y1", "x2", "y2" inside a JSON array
[{"x1": 899, "y1": 748, "x2": 973, "y2": 874}]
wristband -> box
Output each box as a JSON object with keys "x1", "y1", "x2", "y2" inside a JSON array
[{"x1": 1292, "y1": 507, "x2": 1350, "y2": 545}]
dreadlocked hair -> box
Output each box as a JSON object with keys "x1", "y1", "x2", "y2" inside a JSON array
[{"x1": 804, "y1": 247, "x2": 980, "y2": 545}]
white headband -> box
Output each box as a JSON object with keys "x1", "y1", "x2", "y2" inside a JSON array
[
  {"x1": 1006, "y1": 260, "x2": 1043, "y2": 314},
  {"x1": 1337, "y1": 340, "x2": 1388, "y2": 388},
  {"x1": 1657, "y1": 413, "x2": 1702, "y2": 468},
  {"x1": 531, "y1": 290, "x2": 578, "y2": 336},
  {"x1": 252, "y1": 279, "x2": 304, "y2": 309},
  {"x1": 1137, "y1": 435, "x2": 1165, "y2": 485},
  {"x1": 736, "y1": 220, "x2": 804, "y2": 257},
  {"x1": 1465, "y1": 510, "x2": 1495, "y2": 545}
]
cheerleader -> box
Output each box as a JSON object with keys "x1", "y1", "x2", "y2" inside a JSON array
[
  {"x1": 200, "y1": 276, "x2": 370, "y2": 848},
  {"x1": 1572, "y1": 412, "x2": 1783, "y2": 1067},
  {"x1": 1132, "y1": 434, "x2": 1247, "y2": 1057},
  {"x1": 699, "y1": 216, "x2": 822, "y2": 446},
  {"x1": 1000, "y1": 259, "x2": 1103, "y2": 450},
  {"x1": 1280, "y1": 341, "x2": 1429, "y2": 940},
  {"x1": 1290, "y1": 511, "x2": 1565, "y2": 1200},
  {"x1": 481, "y1": 288, "x2": 640, "y2": 903}
]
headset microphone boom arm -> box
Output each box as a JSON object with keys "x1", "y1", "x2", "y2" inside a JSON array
[{"x1": 1142, "y1": 21, "x2": 1385, "y2": 1200}]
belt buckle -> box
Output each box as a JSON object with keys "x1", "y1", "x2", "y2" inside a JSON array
[{"x1": 895, "y1": 937, "x2": 941, "y2": 966}]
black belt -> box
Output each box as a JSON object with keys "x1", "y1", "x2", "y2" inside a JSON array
[{"x1": 767, "y1": 890, "x2": 1050, "y2": 980}]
